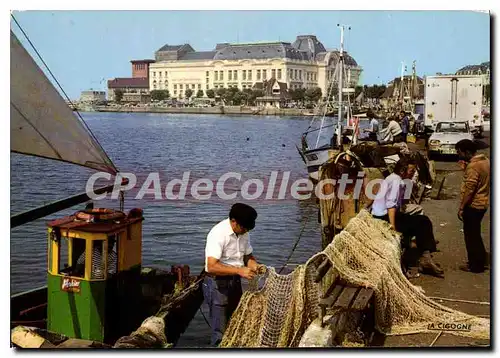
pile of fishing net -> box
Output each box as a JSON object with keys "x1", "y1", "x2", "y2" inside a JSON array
[{"x1": 220, "y1": 209, "x2": 490, "y2": 347}]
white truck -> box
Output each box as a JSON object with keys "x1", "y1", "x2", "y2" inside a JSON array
[{"x1": 424, "y1": 75, "x2": 484, "y2": 136}]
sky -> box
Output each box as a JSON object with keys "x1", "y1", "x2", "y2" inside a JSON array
[{"x1": 11, "y1": 10, "x2": 490, "y2": 100}]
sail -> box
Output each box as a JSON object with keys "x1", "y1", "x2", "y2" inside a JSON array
[{"x1": 10, "y1": 31, "x2": 118, "y2": 175}]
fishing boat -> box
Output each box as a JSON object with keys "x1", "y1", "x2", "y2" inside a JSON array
[
  {"x1": 298, "y1": 25, "x2": 357, "y2": 182},
  {"x1": 10, "y1": 23, "x2": 203, "y2": 348}
]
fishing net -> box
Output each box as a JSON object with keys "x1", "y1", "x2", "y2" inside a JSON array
[{"x1": 220, "y1": 209, "x2": 489, "y2": 348}]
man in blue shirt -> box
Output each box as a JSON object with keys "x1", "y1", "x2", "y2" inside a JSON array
[
  {"x1": 370, "y1": 157, "x2": 443, "y2": 277},
  {"x1": 400, "y1": 110, "x2": 410, "y2": 143}
]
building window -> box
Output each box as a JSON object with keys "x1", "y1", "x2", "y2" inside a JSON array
[
  {"x1": 174, "y1": 90, "x2": 177, "y2": 95},
  {"x1": 153, "y1": 72, "x2": 156, "y2": 77},
  {"x1": 228, "y1": 70, "x2": 232, "y2": 81},
  {"x1": 299, "y1": 70, "x2": 302, "y2": 80},
  {"x1": 180, "y1": 84, "x2": 183, "y2": 89},
  {"x1": 257, "y1": 70, "x2": 261, "y2": 80},
  {"x1": 192, "y1": 84, "x2": 195, "y2": 89},
  {"x1": 206, "y1": 84, "x2": 209, "y2": 90},
  {"x1": 263, "y1": 70, "x2": 267, "y2": 80},
  {"x1": 215, "y1": 71, "x2": 218, "y2": 81},
  {"x1": 248, "y1": 70, "x2": 252, "y2": 80},
  {"x1": 278, "y1": 69, "x2": 282, "y2": 80},
  {"x1": 174, "y1": 84, "x2": 177, "y2": 89},
  {"x1": 206, "y1": 71, "x2": 209, "y2": 77},
  {"x1": 198, "y1": 84, "x2": 201, "y2": 89},
  {"x1": 242, "y1": 70, "x2": 246, "y2": 80},
  {"x1": 153, "y1": 84, "x2": 157, "y2": 89},
  {"x1": 159, "y1": 72, "x2": 162, "y2": 77},
  {"x1": 294, "y1": 70, "x2": 298, "y2": 79},
  {"x1": 234, "y1": 70, "x2": 238, "y2": 81},
  {"x1": 220, "y1": 71, "x2": 224, "y2": 81},
  {"x1": 242, "y1": 85, "x2": 246, "y2": 89},
  {"x1": 272, "y1": 69, "x2": 276, "y2": 78}
]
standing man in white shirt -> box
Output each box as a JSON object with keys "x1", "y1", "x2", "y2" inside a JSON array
[{"x1": 203, "y1": 203, "x2": 260, "y2": 346}]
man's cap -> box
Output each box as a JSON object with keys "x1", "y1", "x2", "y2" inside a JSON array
[
  {"x1": 455, "y1": 139, "x2": 477, "y2": 153},
  {"x1": 229, "y1": 203, "x2": 258, "y2": 231}
]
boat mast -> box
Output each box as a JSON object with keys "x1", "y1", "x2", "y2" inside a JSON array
[
  {"x1": 400, "y1": 61, "x2": 405, "y2": 106},
  {"x1": 336, "y1": 24, "x2": 348, "y2": 146}
]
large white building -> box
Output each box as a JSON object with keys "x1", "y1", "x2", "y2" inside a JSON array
[{"x1": 149, "y1": 35, "x2": 362, "y2": 100}]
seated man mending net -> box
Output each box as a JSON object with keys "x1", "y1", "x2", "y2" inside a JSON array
[{"x1": 75, "y1": 237, "x2": 118, "y2": 279}]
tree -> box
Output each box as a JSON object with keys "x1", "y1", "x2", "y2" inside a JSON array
[
  {"x1": 206, "y1": 89, "x2": 215, "y2": 98},
  {"x1": 305, "y1": 87, "x2": 322, "y2": 103},
  {"x1": 185, "y1": 88, "x2": 193, "y2": 100},
  {"x1": 114, "y1": 89, "x2": 124, "y2": 103},
  {"x1": 196, "y1": 89, "x2": 204, "y2": 98},
  {"x1": 223, "y1": 87, "x2": 239, "y2": 105},
  {"x1": 150, "y1": 90, "x2": 169, "y2": 101}
]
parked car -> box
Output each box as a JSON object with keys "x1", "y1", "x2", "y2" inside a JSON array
[{"x1": 427, "y1": 121, "x2": 474, "y2": 159}]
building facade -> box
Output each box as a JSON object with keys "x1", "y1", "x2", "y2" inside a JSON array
[
  {"x1": 149, "y1": 35, "x2": 362, "y2": 100},
  {"x1": 108, "y1": 59, "x2": 154, "y2": 102},
  {"x1": 80, "y1": 90, "x2": 106, "y2": 103}
]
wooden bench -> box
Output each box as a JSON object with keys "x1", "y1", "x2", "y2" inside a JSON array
[{"x1": 314, "y1": 260, "x2": 376, "y2": 345}]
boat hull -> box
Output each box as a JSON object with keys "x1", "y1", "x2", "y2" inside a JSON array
[
  {"x1": 302, "y1": 147, "x2": 333, "y2": 182},
  {"x1": 11, "y1": 268, "x2": 204, "y2": 347}
]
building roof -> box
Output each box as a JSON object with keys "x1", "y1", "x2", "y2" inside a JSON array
[
  {"x1": 157, "y1": 44, "x2": 185, "y2": 52},
  {"x1": 214, "y1": 42, "x2": 310, "y2": 61},
  {"x1": 292, "y1": 35, "x2": 326, "y2": 57},
  {"x1": 253, "y1": 78, "x2": 291, "y2": 99},
  {"x1": 315, "y1": 51, "x2": 358, "y2": 67},
  {"x1": 130, "y1": 59, "x2": 155, "y2": 64},
  {"x1": 152, "y1": 35, "x2": 360, "y2": 65},
  {"x1": 107, "y1": 77, "x2": 149, "y2": 89},
  {"x1": 456, "y1": 61, "x2": 490, "y2": 74},
  {"x1": 179, "y1": 51, "x2": 217, "y2": 60}
]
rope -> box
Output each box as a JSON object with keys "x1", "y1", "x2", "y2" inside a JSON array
[
  {"x1": 278, "y1": 214, "x2": 311, "y2": 274},
  {"x1": 10, "y1": 14, "x2": 119, "y2": 174},
  {"x1": 429, "y1": 296, "x2": 490, "y2": 306},
  {"x1": 199, "y1": 307, "x2": 212, "y2": 330},
  {"x1": 429, "y1": 331, "x2": 443, "y2": 347}
]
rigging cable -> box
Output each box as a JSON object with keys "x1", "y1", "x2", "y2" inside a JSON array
[
  {"x1": 10, "y1": 14, "x2": 119, "y2": 175},
  {"x1": 278, "y1": 213, "x2": 311, "y2": 274}
]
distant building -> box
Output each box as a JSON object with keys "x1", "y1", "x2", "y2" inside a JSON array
[
  {"x1": 80, "y1": 90, "x2": 106, "y2": 103},
  {"x1": 149, "y1": 35, "x2": 362, "y2": 103},
  {"x1": 107, "y1": 59, "x2": 154, "y2": 102},
  {"x1": 253, "y1": 78, "x2": 291, "y2": 108},
  {"x1": 456, "y1": 61, "x2": 490, "y2": 85}
]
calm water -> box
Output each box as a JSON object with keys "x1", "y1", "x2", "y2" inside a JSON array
[{"x1": 11, "y1": 112, "x2": 342, "y2": 346}]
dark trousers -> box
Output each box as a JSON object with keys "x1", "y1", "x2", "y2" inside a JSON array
[
  {"x1": 402, "y1": 133, "x2": 408, "y2": 143},
  {"x1": 203, "y1": 275, "x2": 242, "y2": 346},
  {"x1": 393, "y1": 133, "x2": 404, "y2": 143},
  {"x1": 368, "y1": 132, "x2": 378, "y2": 141},
  {"x1": 374, "y1": 212, "x2": 437, "y2": 253},
  {"x1": 463, "y1": 206, "x2": 487, "y2": 271}
]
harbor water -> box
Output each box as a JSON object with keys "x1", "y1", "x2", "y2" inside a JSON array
[{"x1": 10, "y1": 112, "x2": 370, "y2": 346}]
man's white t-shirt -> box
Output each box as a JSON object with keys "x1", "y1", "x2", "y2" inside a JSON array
[{"x1": 205, "y1": 218, "x2": 253, "y2": 272}]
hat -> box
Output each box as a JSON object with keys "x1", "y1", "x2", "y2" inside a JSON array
[{"x1": 229, "y1": 203, "x2": 258, "y2": 230}]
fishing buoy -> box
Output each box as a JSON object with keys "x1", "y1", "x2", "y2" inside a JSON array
[{"x1": 246, "y1": 137, "x2": 250, "y2": 141}]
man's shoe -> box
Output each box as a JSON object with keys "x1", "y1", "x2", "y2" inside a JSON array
[{"x1": 459, "y1": 264, "x2": 485, "y2": 273}]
